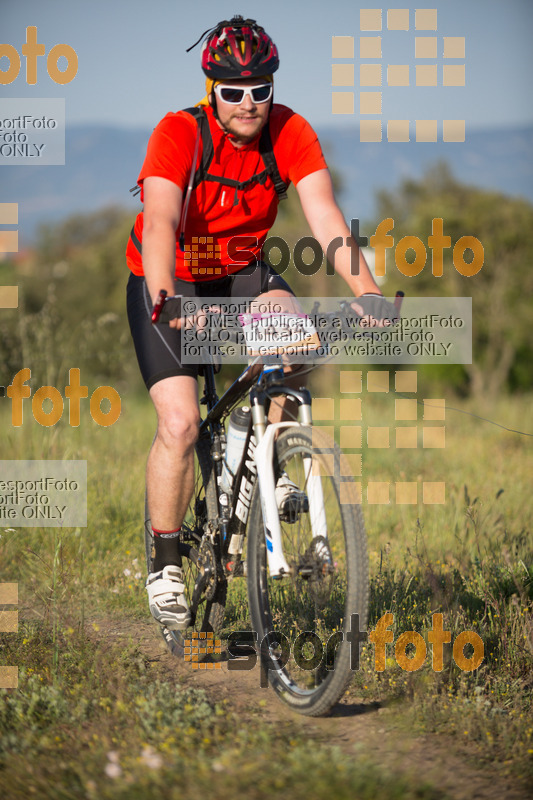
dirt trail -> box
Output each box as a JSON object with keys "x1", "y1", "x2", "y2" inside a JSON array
[{"x1": 97, "y1": 614, "x2": 528, "y2": 800}]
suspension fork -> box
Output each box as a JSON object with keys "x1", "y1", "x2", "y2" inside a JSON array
[{"x1": 249, "y1": 375, "x2": 327, "y2": 578}]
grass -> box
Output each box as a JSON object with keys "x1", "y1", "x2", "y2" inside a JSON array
[
  {"x1": 0, "y1": 622, "x2": 449, "y2": 800},
  {"x1": 0, "y1": 385, "x2": 532, "y2": 796}
]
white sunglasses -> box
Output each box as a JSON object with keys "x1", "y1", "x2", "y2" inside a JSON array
[{"x1": 214, "y1": 83, "x2": 273, "y2": 105}]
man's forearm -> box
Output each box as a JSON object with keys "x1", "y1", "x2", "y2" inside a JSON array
[
  {"x1": 142, "y1": 219, "x2": 178, "y2": 305},
  {"x1": 296, "y1": 170, "x2": 382, "y2": 297},
  {"x1": 312, "y1": 207, "x2": 381, "y2": 297}
]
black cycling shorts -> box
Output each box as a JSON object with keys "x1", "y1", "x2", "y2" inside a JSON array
[{"x1": 127, "y1": 262, "x2": 294, "y2": 389}]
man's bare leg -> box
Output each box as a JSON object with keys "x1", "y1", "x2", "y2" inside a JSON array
[
  {"x1": 147, "y1": 375, "x2": 201, "y2": 531},
  {"x1": 145, "y1": 375, "x2": 201, "y2": 630}
]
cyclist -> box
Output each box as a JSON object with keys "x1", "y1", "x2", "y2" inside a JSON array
[{"x1": 126, "y1": 16, "x2": 396, "y2": 631}]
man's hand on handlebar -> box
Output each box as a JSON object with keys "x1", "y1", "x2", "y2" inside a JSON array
[
  {"x1": 151, "y1": 290, "x2": 220, "y2": 331},
  {"x1": 152, "y1": 294, "x2": 182, "y2": 328},
  {"x1": 349, "y1": 293, "x2": 400, "y2": 328},
  {"x1": 151, "y1": 289, "x2": 404, "y2": 338}
]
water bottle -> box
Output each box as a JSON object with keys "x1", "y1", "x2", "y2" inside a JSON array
[{"x1": 220, "y1": 406, "x2": 251, "y2": 494}]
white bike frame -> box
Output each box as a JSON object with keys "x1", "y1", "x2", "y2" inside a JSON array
[{"x1": 253, "y1": 421, "x2": 328, "y2": 579}]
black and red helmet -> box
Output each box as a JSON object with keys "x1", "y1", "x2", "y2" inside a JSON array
[{"x1": 200, "y1": 16, "x2": 279, "y2": 79}]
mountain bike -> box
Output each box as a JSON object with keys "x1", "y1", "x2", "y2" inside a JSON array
[{"x1": 144, "y1": 295, "x2": 400, "y2": 715}]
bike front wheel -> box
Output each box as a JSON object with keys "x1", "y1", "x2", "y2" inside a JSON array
[{"x1": 246, "y1": 426, "x2": 368, "y2": 716}]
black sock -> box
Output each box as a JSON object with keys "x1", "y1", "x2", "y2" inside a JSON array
[{"x1": 152, "y1": 527, "x2": 182, "y2": 571}]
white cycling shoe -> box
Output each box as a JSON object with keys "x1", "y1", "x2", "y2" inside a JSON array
[
  {"x1": 275, "y1": 472, "x2": 309, "y2": 521},
  {"x1": 146, "y1": 565, "x2": 191, "y2": 631}
]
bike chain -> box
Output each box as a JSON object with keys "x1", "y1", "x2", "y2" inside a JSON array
[{"x1": 197, "y1": 538, "x2": 219, "y2": 601}]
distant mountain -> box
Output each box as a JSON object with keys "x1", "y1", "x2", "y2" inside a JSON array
[
  {"x1": 1, "y1": 123, "x2": 531, "y2": 243},
  {"x1": 1, "y1": 125, "x2": 151, "y2": 246},
  {"x1": 320, "y1": 125, "x2": 533, "y2": 226}
]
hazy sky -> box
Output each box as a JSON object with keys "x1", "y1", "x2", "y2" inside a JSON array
[{"x1": 1, "y1": 0, "x2": 532, "y2": 131}]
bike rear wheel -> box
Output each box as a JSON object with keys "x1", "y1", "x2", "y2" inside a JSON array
[
  {"x1": 247, "y1": 426, "x2": 368, "y2": 715},
  {"x1": 144, "y1": 436, "x2": 226, "y2": 656}
]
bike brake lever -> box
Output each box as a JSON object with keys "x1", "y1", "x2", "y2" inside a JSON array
[
  {"x1": 151, "y1": 290, "x2": 168, "y2": 324},
  {"x1": 394, "y1": 290, "x2": 404, "y2": 312}
]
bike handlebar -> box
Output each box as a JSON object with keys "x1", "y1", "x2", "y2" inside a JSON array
[{"x1": 151, "y1": 291, "x2": 405, "y2": 328}]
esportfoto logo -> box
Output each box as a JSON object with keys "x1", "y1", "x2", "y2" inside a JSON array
[{"x1": 184, "y1": 612, "x2": 484, "y2": 686}]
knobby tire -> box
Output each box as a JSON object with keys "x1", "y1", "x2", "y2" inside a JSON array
[{"x1": 246, "y1": 426, "x2": 368, "y2": 716}]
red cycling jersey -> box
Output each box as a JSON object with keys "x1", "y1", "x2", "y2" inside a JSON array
[{"x1": 126, "y1": 103, "x2": 328, "y2": 281}]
